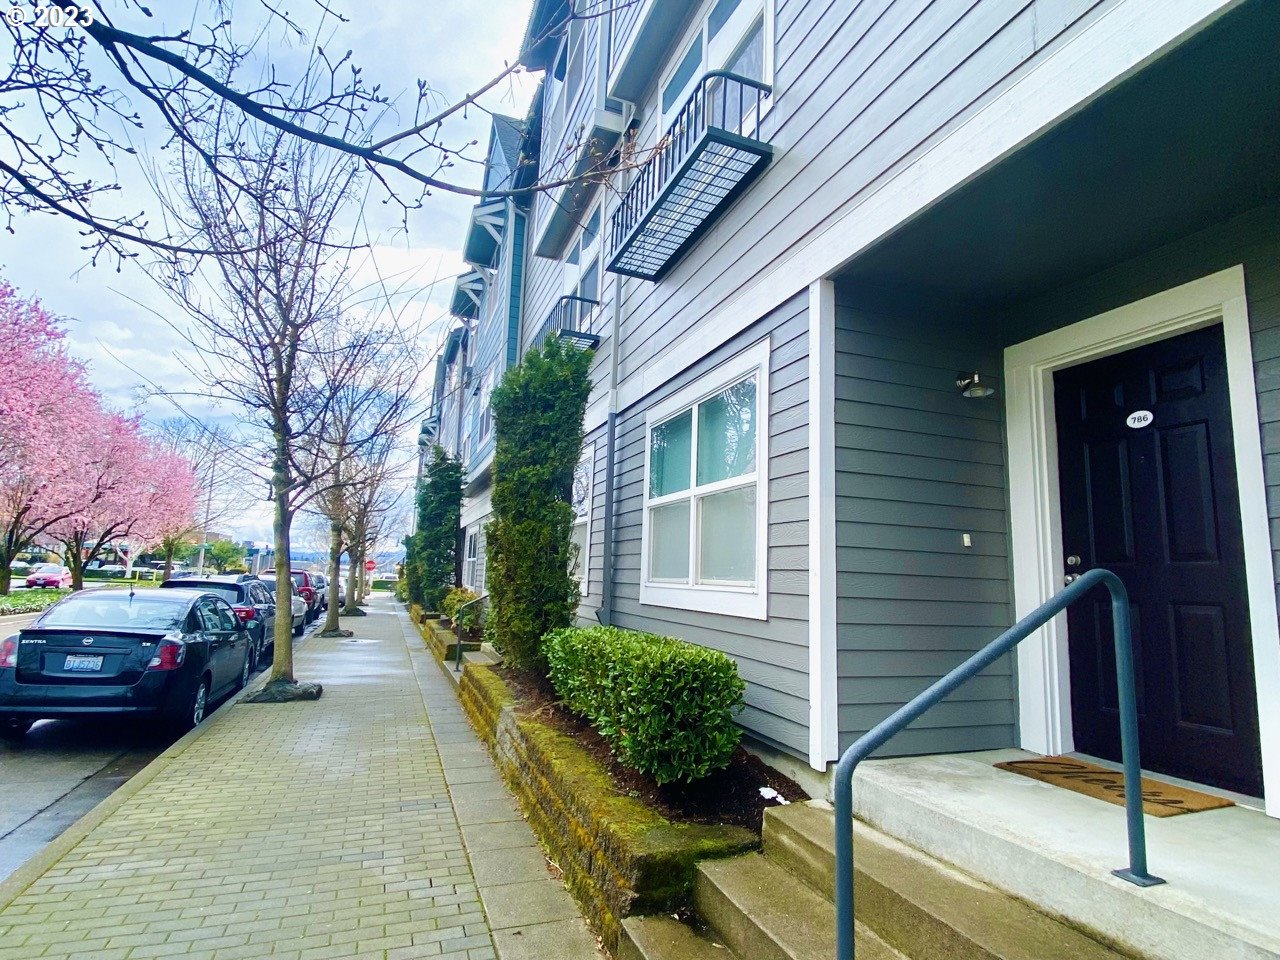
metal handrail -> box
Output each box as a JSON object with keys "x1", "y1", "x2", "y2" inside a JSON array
[
  {"x1": 608, "y1": 70, "x2": 771, "y2": 258},
  {"x1": 833, "y1": 568, "x2": 1164, "y2": 960},
  {"x1": 454, "y1": 593, "x2": 487, "y2": 672},
  {"x1": 533, "y1": 295, "x2": 600, "y2": 347}
]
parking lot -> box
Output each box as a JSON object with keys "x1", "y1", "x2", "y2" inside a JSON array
[{"x1": 0, "y1": 610, "x2": 317, "y2": 882}]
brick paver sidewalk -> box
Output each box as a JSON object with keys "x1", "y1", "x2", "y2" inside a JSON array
[{"x1": 0, "y1": 598, "x2": 601, "y2": 960}]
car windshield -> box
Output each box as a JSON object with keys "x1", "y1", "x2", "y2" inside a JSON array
[
  {"x1": 39, "y1": 594, "x2": 188, "y2": 630},
  {"x1": 32, "y1": 564, "x2": 62, "y2": 573}
]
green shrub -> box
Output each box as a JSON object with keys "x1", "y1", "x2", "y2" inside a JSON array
[
  {"x1": 485, "y1": 337, "x2": 593, "y2": 669},
  {"x1": 406, "y1": 447, "x2": 463, "y2": 612},
  {"x1": 544, "y1": 626, "x2": 745, "y2": 785},
  {"x1": 442, "y1": 586, "x2": 481, "y2": 630},
  {"x1": 393, "y1": 579, "x2": 409, "y2": 603}
]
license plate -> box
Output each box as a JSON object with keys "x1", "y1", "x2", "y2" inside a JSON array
[{"x1": 63, "y1": 654, "x2": 104, "y2": 672}]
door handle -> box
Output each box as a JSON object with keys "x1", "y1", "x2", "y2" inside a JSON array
[{"x1": 1064, "y1": 574, "x2": 1080, "y2": 585}]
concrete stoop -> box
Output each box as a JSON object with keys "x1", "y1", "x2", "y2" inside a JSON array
[{"x1": 618, "y1": 801, "x2": 1134, "y2": 960}]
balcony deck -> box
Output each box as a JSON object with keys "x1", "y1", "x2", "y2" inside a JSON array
[{"x1": 607, "y1": 72, "x2": 772, "y2": 282}]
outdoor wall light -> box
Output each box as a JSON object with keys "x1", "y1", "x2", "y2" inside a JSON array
[{"x1": 957, "y1": 371, "x2": 996, "y2": 399}]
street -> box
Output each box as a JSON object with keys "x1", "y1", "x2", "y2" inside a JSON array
[{"x1": 0, "y1": 609, "x2": 315, "y2": 883}]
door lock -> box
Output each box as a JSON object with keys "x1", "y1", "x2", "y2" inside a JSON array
[
  {"x1": 1066, "y1": 555, "x2": 1082, "y2": 568},
  {"x1": 1064, "y1": 573, "x2": 1080, "y2": 585}
]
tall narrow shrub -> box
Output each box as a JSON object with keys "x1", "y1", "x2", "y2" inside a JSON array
[
  {"x1": 407, "y1": 445, "x2": 462, "y2": 611},
  {"x1": 485, "y1": 337, "x2": 593, "y2": 670}
]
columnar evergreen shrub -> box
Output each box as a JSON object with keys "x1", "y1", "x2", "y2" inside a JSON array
[
  {"x1": 405, "y1": 445, "x2": 463, "y2": 611},
  {"x1": 485, "y1": 338, "x2": 592, "y2": 669},
  {"x1": 544, "y1": 625, "x2": 746, "y2": 784}
]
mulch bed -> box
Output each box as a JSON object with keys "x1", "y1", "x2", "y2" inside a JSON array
[{"x1": 496, "y1": 665, "x2": 809, "y2": 833}]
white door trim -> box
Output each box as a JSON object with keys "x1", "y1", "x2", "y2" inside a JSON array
[{"x1": 1004, "y1": 266, "x2": 1280, "y2": 817}]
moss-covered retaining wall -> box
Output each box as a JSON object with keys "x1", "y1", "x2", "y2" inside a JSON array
[
  {"x1": 409, "y1": 606, "x2": 465, "y2": 663},
  {"x1": 457, "y1": 664, "x2": 757, "y2": 953}
]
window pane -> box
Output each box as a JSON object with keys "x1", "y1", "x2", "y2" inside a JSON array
[
  {"x1": 697, "y1": 376, "x2": 756, "y2": 485},
  {"x1": 583, "y1": 207, "x2": 600, "y2": 247},
  {"x1": 571, "y1": 521, "x2": 589, "y2": 582},
  {"x1": 650, "y1": 410, "x2": 692, "y2": 497},
  {"x1": 663, "y1": 36, "x2": 703, "y2": 114},
  {"x1": 727, "y1": 18, "x2": 764, "y2": 80},
  {"x1": 708, "y1": 0, "x2": 742, "y2": 39},
  {"x1": 649, "y1": 501, "x2": 691, "y2": 581},
  {"x1": 579, "y1": 258, "x2": 599, "y2": 305},
  {"x1": 698, "y1": 486, "x2": 757, "y2": 583}
]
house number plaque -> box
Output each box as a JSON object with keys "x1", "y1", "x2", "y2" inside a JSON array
[{"x1": 1126, "y1": 410, "x2": 1154, "y2": 429}]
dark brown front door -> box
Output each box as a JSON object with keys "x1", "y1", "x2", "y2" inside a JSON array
[{"x1": 1054, "y1": 323, "x2": 1263, "y2": 797}]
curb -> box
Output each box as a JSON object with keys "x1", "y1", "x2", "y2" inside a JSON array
[{"x1": 0, "y1": 629, "x2": 310, "y2": 912}]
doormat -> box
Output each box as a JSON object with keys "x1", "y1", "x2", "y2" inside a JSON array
[{"x1": 994, "y1": 756, "x2": 1235, "y2": 817}]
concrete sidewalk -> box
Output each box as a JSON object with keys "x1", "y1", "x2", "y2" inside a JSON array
[{"x1": 0, "y1": 597, "x2": 602, "y2": 960}]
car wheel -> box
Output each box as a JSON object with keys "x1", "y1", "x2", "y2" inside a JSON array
[
  {"x1": 293, "y1": 617, "x2": 303, "y2": 637},
  {"x1": 0, "y1": 716, "x2": 33, "y2": 741},
  {"x1": 172, "y1": 676, "x2": 210, "y2": 734},
  {"x1": 234, "y1": 650, "x2": 251, "y2": 692}
]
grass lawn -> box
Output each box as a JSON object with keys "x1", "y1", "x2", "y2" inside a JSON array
[{"x1": 0, "y1": 589, "x2": 70, "y2": 615}]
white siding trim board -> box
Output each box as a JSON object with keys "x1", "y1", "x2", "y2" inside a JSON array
[{"x1": 808, "y1": 279, "x2": 839, "y2": 769}]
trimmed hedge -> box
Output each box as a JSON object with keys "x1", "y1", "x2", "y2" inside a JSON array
[{"x1": 544, "y1": 626, "x2": 745, "y2": 785}]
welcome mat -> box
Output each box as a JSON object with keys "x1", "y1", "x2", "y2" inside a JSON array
[{"x1": 994, "y1": 756, "x2": 1235, "y2": 817}]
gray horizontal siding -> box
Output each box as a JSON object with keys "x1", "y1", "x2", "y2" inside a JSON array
[
  {"x1": 613, "y1": 0, "x2": 1106, "y2": 393},
  {"x1": 610, "y1": 294, "x2": 810, "y2": 758},
  {"x1": 1000, "y1": 202, "x2": 1280, "y2": 610},
  {"x1": 834, "y1": 291, "x2": 1016, "y2": 756}
]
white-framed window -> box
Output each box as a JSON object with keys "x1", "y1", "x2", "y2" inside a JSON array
[
  {"x1": 564, "y1": 205, "x2": 602, "y2": 334},
  {"x1": 570, "y1": 444, "x2": 595, "y2": 591},
  {"x1": 640, "y1": 339, "x2": 769, "y2": 620},
  {"x1": 659, "y1": 0, "x2": 775, "y2": 129},
  {"x1": 476, "y1": 368, "x2": 496, "y2": 445},
  {"x1": 464, "y1": 530, "x2": 479, "y2": 589}
]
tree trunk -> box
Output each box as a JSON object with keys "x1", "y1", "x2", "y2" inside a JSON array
[
  {"x1": 355, "y1": 543, "x2": 368, "y2": 605},
  {"x1": 162, "y1": 544, "x2": 175, "y2": 583},
  {"x1": 320, "y1": 522, "x2": 342, "y2": 633},
  {"x1": 0, "y1": 565, "x2": 10, "y2": 596},
  {"x1": 66, "y1": 541, "x2": 85, "y2": 591},
  {"x1": 269, "y1": 450, "x2": 295, "y2": 684},
  {"x1": 342, "y1": 546, "x2": 360, "y2": 616}
]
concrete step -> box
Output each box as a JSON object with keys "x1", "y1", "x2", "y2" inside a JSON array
[
  {"x1": 854, "y1": 753, "x2": 1280, "y2": 960},
  {"x1": 617, "y1": 915, "x2": 740, "y2": 960},
  {"x1": 693, "y1": 852, "x2": 906, "y2": 960},
  {"x1": 463, "y1": 649, "x2": 501, "y2": 666},
  {"x1": 764, "y1": 801, "x2": 1131, "y2": 960}
]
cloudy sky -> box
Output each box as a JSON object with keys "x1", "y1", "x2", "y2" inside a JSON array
[{"x1": 0, "y1": 0, "x2": 537, "y2": 542}]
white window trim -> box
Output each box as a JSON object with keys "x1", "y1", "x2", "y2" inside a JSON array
[
  {"x1": 640, "y1": 338, "x2": 770, "y2": 620},
  {"x1": 572, "y1": 443, "x2": 595, "y2": 591},
  {"x1": 657, "y1": 0, "x2": 775, "y2": 130}
]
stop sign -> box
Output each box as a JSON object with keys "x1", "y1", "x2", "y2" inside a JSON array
[{"x1": 364, "y1": 559, "x2": 377, "y2": 572}]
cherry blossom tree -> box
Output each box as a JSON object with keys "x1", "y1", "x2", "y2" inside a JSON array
[
  {"x1": 49, "y1": 419, "x2": 199, "y2": 590},
  {"x1": 0, "y1": 283, "x2": 98, "y2": 593}
]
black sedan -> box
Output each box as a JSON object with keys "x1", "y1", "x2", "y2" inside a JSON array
[{"x1": 0, "y1": 588, "x2": 253, "y2": 739}]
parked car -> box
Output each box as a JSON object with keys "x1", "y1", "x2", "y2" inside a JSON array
[
  {"x1": 261, "y1": 580, "x2": 306, "y2": 637},
  {"x1": 25, "y1": 564, "x2": 72, "y2": 589},
  {"x1": 0, "y1": 588, "x2": 252, "y2": 738},
  {"x1": 159, "y1": 574, "x2": 275, "y2": 666},
  {"x1": 264, "y1": 570, "x2": 320, "y2": 622},
  {"x1": 313, "y1": 573, "x2": 330, "y2": 612}
]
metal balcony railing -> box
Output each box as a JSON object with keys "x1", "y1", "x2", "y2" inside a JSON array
[
  {"x1": 832, "y1": 568, "x2": 1165, "y2": 960},
  {"x1": 607, "y1": 71, "x2": 772, "y2": 281},
  {"x1": 532, "y1": 295, "x2": 602, "y2": 350}
]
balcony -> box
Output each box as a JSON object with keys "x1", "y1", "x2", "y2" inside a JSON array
[
  {"x1": 606, "y1": 72, "x2": 772, "y2": 281},
  {"x1": 532, "y1": 295, "x2": 601, "y2": 350}
]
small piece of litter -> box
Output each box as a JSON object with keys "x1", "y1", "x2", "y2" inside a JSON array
[{"x1": 759, "y1": 786, "x2": 790, "y2": 805}]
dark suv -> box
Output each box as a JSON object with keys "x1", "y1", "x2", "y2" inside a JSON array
[{"x1": 159, "y1": 574, "x2": 276, "y2": 667}]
